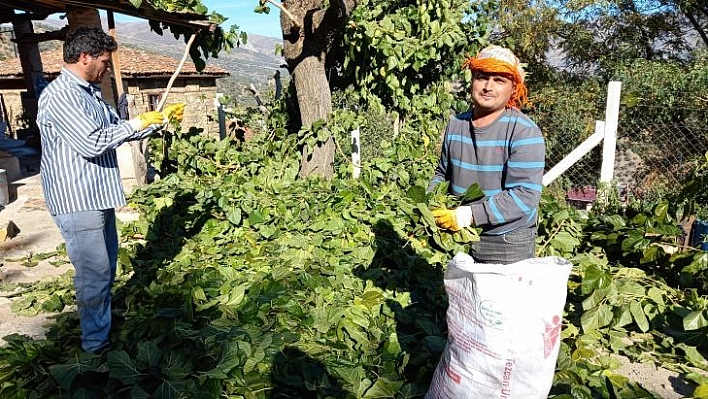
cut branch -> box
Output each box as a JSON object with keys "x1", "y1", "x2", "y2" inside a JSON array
[
  {"x1": 684, "y1": 11, "x2": 708, "y2": 47},
  {"x1": 246, "y1": 83, "x2": 270, "y2": 116},
  {"x1": 157, "y1": 32, "x2": 197, "y2": 111},
  {"x1": 266, "y1": 0, "x2": 299, "y2": 29}
]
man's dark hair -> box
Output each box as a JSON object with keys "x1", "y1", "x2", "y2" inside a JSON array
[{"x1": 63, "y1": 27, "x2": 117, "y2": 63}]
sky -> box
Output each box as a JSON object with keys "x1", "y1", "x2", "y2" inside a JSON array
[{"x1": 112, "y1": 0, "x2": 282, "y2": 38}]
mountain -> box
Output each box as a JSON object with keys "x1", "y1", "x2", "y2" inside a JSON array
[{"x1": 100, "y1": 20, "x2": 285, "y2": 81}]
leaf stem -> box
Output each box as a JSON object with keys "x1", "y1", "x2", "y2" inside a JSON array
[{"x1": 539, "y1": 219, "x2": 568, "y2": 253}]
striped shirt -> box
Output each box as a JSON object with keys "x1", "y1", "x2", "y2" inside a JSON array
[
  {"x1": 37, "y1": 67, "x2": 153, "y2": 215},
  {"x1": 428, "y1": 109, "x2": 545, "y2": 235}
]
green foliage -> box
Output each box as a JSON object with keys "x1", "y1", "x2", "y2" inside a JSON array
[
  {"x1": 129, "y1": 0, "x2": 246, "y2": 70},
  {"x1": 331, "y1": 0, "x2": 490, "y2": 118},
  {"x1": 676, "y1": 152, "x2": 708, "y2": 219},
  {"x1": 3, "y1": 122, "x2": 708, "y2": 397},
  {"x1": 612, "y1": 53, "x2": 708, "y2": 124},
  {"x1": 3, "y1": 3, "x2": 708, "y2": 395}
]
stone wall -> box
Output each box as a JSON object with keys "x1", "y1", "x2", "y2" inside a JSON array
[
  {"x1": 124, "y1": 77, "x2": 221, "y2": 138},
  {"x1": 0, "y1": 90, "x2": 26, "y2": 137}
]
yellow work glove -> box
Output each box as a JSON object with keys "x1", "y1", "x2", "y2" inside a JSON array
[
  {"x1": 131, "y1": 111, "x2": 165, "y2": 131},
  {"x1": 163, "y1": 103, "x2": 185, "y2": 123},
  {"x1": 432, "y1": 206, "x2": 473, "y2": 232}
]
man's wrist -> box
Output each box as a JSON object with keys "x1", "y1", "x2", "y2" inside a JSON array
[{"x1": 127, "y1": 118, "x2": 143, "y2": 132}]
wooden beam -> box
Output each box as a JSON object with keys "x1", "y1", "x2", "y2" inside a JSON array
[
  {"x1": 0, "y1": 9, "x2": 50, "y2": 24},
  {"x1": 12, "y1": 17, "x2": 43, "y2": 99},
  {"x1": 2, "y1": 0, "x2": 214, "y2": 30},
  {"x1": 12, "y1": 27, "x2": 69, "y2": 43},
  {"x1": 0, "y1": 2, "x2": 56, "y2": 19}
]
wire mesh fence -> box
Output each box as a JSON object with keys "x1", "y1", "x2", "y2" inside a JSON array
[
  {"x1": 541, "y1": 102, "x2": 708, "y2": 202},
  {"x1": 616, "y1": 114, "x2": 708, "y2": 199},
  {"x1": 539, "y1": 110, "x2": 602, "y2": 194}
]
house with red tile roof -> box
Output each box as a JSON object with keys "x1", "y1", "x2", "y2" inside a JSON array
[{"x1": 0, "y1": 46, "x2": 230, "y2": 139}]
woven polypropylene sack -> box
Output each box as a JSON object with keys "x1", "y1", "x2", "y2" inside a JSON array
[{"x1": 426, "y1": 254, "x2": 572, "y2": 398}]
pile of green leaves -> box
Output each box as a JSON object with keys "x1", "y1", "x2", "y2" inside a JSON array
[
  {"x1": 539, "y1": 193, "x2": 708, "y2": 398},
  {"x1": 1, "y1": 121, "x2": 707, "y2": 398}
]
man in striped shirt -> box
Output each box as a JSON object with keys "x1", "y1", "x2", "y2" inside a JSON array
[
  {"x1": 37, "y1": 27, "x2": 184, "y2": 354},
  {"x1": 429, "y1": 45, "x2": 545, "y2": 264}
]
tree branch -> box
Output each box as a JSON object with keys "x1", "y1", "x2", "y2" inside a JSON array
[
  {"x1": 266, "y1": 0, "x2": 299, "y2": 29},
  {"x1": 245, "y1": 84, "x2": 270, "y2": 116},
  {"x1": 684, "y1": 10, "x2": 708, "y2": 47},
  {"x1": 157, "y1": 33, "x2": 197, "y2": 111}
]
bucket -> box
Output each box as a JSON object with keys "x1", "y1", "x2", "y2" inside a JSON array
[
  {"x1": 691, "y1": 219, "x2": 708, "y2": 251},
  {"x1": 0, "y1": 168, "x2": 8, "y2": 206}
]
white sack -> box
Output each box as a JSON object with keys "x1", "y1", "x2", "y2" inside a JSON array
[{"x1": 426, "y1": 254, "x2": 572, "y2": 399}]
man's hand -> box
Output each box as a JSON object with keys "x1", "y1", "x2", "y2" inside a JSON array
[
  {"x1": 163, "y1": 103, "x2": 185, "y2": 123},
  {"x1": 432, "y1": 206, "x2": 473, "y2": 232},
  {"x1": 136, "y1": 111, "x2": 165, "y2": 130},
  {"x1": 129, "y1": 103, "x2": 186, "y2": 132}
]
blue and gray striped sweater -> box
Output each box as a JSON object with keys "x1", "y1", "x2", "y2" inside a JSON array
[{"x1": 428, "y1": 109, "x2": 545, "y2": 235}]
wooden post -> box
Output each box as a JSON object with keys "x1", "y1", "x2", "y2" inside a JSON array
[
  {"x1": 214, "y1": 93, "x2": 226, "y2": 140},
  {"x1": 351, "y1": 128, "x2": 361, "y2": 179},
  {"x1": 107, "y1": 11, "x2": 147, "y2": 187},
  {"x1": 107, "y1": 12, "x2": 124, "y2": 99},
  {"x1": 274, "y1": 70, "x2": 282, "y2": 100},
  {"x1": 11, "y1": 14, "x2": 42, "y2": 137},
  {"x1": 600, "y1": 81, "x2": 622, "y2": 183}
]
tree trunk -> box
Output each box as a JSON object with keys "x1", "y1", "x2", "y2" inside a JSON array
[
  {"x1": 293, "y1": 56, "x2": 334, "y2": 178},
  {"x1": 280, "y1": 0, "x2": 357, "y2": 179}
]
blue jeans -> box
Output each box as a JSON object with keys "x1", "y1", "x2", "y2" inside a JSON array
[
  {"x1": 52, "y1": 209, "x2": 118, "y2": 353},
  {"x1": 471, "y1": 227, "x2": 536, "y2": 264}
]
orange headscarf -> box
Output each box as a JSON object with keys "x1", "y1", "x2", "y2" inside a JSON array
[{"x1": 462, "y1": 45, "x2": 528, "y2": 109}]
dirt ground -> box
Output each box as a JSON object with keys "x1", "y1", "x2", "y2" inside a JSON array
[
  {"x1": 0, "y1": 173, "x2": 139, "y2": 343},
  {"x1": 0, "y1": 175, "x2": 702, "y2": 398}
]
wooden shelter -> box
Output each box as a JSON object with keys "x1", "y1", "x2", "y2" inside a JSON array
[
  {"x1": 0, "y1": 0, "x2": 218, "y2": 139},
  {"x1": 0, "y1": 47, "x2": 230, "y2": 138},
  {"x1": 1, "y1": 1, "x2": 223, "y2": 185}
]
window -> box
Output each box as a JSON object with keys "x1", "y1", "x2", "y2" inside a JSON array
[{"x1": 148, "y1": 94, "x2": 161, "y2": 111}]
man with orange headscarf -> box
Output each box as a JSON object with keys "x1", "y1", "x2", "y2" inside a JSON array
[{"x1": 429, "y1": 45, "x2": 545, "y2": 264}]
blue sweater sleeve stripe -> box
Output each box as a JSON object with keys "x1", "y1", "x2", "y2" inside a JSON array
[
  {"x1": 488, "y1": 197, "x2": 505, "y2": 223},
  {"x1": 511, "y1": 137, "x2": 545, "y2": 148},
  {"x1": 526, "y1": 207, "x2": 538, "y2": 223},
  {"x1": 509, "y1": 191, "x2": 531, "y2": 214},
  {"x1": 451, "y1": 183, "x2": 467, "y2": 195},
  {"x1": 507, "y1": 182, "x2": 544, "y2": 192},
  {"x1": 451, "y1": 158, "x2": 504, "y2": 171},
  {"x1": 508, "y1": 161, "x2": 546, "y2": 168}
]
